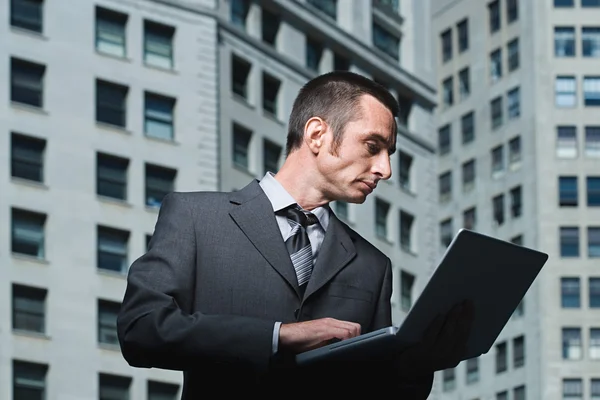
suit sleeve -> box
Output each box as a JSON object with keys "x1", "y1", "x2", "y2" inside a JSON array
[
  {"x1": 116, "y1": 193, "x2": 275, "y2": 373},
  {"x1": 372, "y1": 257, "x2": 435, "y2": 399}
]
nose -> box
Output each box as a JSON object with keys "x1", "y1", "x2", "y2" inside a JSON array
[{"x1": 372, "y1": 152, "x2": 392, "y2": 181}]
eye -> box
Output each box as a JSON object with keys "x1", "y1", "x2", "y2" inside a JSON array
[{"x1": 367, "y1": 143, "x2": 379, "y2": 154}]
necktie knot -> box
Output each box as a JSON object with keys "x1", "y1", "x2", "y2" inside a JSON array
[{"x1": 283, "y1": 206, "x2": 319, "y2": 228}]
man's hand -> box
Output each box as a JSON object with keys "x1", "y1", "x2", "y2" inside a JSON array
[
  {"x1": 394, "y1": 300, "x2": 475, "y2": 377},
  {"x1": 279, "y1": 318, "x2": 361, "y2": 354}
]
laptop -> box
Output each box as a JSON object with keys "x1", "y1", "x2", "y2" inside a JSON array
[{"x1": 295, "y1": 229, "x2": 549, "y2": 366}]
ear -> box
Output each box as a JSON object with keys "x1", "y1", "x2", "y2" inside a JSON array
[{"x1": 304, "y1": 117, "x2": 328, "y2": 154}]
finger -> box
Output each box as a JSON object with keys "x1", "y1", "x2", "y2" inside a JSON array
[{"x1": 323, "y1": 318, "x2": 361, "y2": 337}]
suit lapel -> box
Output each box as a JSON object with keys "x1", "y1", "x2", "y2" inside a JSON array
[
  {"x1": 228, "y1": 180, "x2": 301, "y2": 297},
  {"x1": 304, "y1": 212, "x2": 356, "y2": 301}
]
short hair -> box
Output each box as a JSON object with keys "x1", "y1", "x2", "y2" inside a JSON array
[{"x1": 285, "y1": 71, "x2": 399, "y2": 156}]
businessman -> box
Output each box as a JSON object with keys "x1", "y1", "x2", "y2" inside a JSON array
[{"x1": 117, "y1": 71, "x2": 473, "y2": 397}]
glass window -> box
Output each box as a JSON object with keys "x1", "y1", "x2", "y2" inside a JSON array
[
  {"x1": 466, "y1": 357, "x2": 479, "y2": 384},
  {"x1": 509, "y1": 135, "x2": 522, "y2": 166},
  {"x1": 459, "y1": 68, "x2": 470, "y2": 100},
  {"x1": 586, "y1": 126, "x2": 600, "y2": 157},
  {"x1": 98, "y1": 299, "x2": 120, "y2": 345},
  {"x1": 96, "y1": 79, "x2": 128, "y2": 127},
  {"x1": 510, "y1": 186, "x2": 522, "y2": 218},
  {"x1": 233, "y1": 123, "x2": 252, "y2": 170},
  {"x1": 491, "y1": 96, "x2": 503, "y2": 129},
  {"x1": 513, "y1": 336, "x2": 525, "y2": 368},
  {"x1": 514, "y1": 386, "x2": 526, "y2": 400},
  {"x1": 461, "y1": 111, "x2": 474, "y2": 144},
  {"x1": 306, "y1": 37, "x2": 323, "y2": 72},
  {"x1": 590, "y1": 278, "x2": 600, "y2": 307},
  {"x1": 557, "y1": 126, "x2": 578, "y2": 158},
  {"x1": 144, "y1": 93, "x2": 175, "y2": 141},
  {"x1": 507, "y1": 87, "x2": 520, "y2": 119},
  {"x1": 262, "y1": 72, "x2": 281, "y2": 117},
  {"x1": 144, "y1": 20, "x2": 174, "y2": 69},
  {"x1": 148, "y1": 381, "x2": 180, "y2": 400},
  {"x1": 11, "y1": 133, "x2": 45, "y2": 183},
  {"x1": 10, "y1": 0, "x2": 43, "y2": 33},
  {"x1": 588, "y1": 177, "x2": 600, "y2": 205},
  {"x1": 261, "y1": 8, "x2": 280, "y2": 45},
  {"x1": 441, "y1": 29, "x2": 452, "y2": 62},
  {"x1": 496, "y1": 341, "x2": 507, "y2": 373},
  {"x1": 399, "y1": 211, "x2": 414, "y2": 252},
  {"x1": 458, "y1": 19, "x2": 469, "y2": 52},
  {"x1": 12, "y1": 284, "x2": 46, "y2": 333},
  {"x1": 10, "y1": 57, "x2": 45, "y2": 108},
  {"x1": 443, "y1": 368, "x2": 455, "y2": 391},
  {"x1": 592, "y1": 379, "x2": 600, "y2": 400},
  {"x1": 230, "y1": 0, "x2": 249, "y2": 28},
  {"x1": 145, "y1": 164, "x2": 176, "y2": 207},
  {"x1": 507, "y1": 0, "x2": 518, "y2": 23},
  {"x1": 582, "y1": 0, "x2": 600, "y2": 7},
  {"x1": 439, "y1": 125, "x2": 451, "y2": 155},
  {"x1": 582, "y1": 27, "x2": 600, "y2": 57},
  {"x1": 13, "y1": 360, "x2": 47, "y2": 400},
  {"x1": 556, "y1": 76, "x2": 577, "y2": 107},
  {"x1": 555, "y1": 0, "x2": 574, "y2": 5},
  {"x1": 561, "y1": 277, "x2": 581, "y2": 308},
  {"x1": 490, "y1": 48, "x2": 502, "y2": 82},
  {"x1": 263, "y1": 139, "x2": 281, "y2": 174},
  {"x1": 307, "y1": 0, "x2": 337, "y2": 19},
  {"x1": 99, "y1": 373, "x2": 131, "y2": 400},
  {"x1": 97, "y1": 226, "x2": 129, "y2": 273},
  {"x1": 492, "y1": 145, "x2": 504, "y2": 176},
  {"x1": 462, "y1": 159, "x2": 476, "y2": 192},
  {"x1": 589, "y1": 227, "x2": 600, "y2": 257},
  {"x1": 584, "y1": 77, "x2": 600, "y2": 106},
  {"x1": 508, "y1": 38, "x2": 520, "y2": 71},
  {"x1": 489, "y1": 0, "x2": 501, "y2": 33},
  {"x1": 563, "y1": 328, "x2": 582, "y2": 359},
  {"x1": 563, "y1": 379, "x2": 583, "y2": 400},
  {"x1": 375, "y1": 198, "x2": 390, "y2": 239},
  {"x1": 231, "y1": 55, "x2": 251, "y2": 99},
  {"x1": 11, "y1": 208, "x2": 45, "y2": 258},
  {"x1": 373, "y1": 23, "x2": 400, "y2": 60},
  {"x1": 493, "y1": 194, "x2": 505, "y2": 225},
  {"x1": 555, "y1": 27, "x2": 576, "y2": 57},
  {"x1": 398, "y1": 151, "x2": 413, "y2": 191},
  {"x1": 559, "y1": 177, "x2": 578, "y2": 207},
  {"x1": 590, "y1": 328, "x2": 600, "y2": 359},
  {"x1": 463, "y1": 207, "x2": 476, "y2": 230},
  {"x1": 95, "y1": 7, "x2": 127, "y2": 57},
  {"x1": 440, "y1": 218, "x2": 453, "y2": 247},
  {"x1": 97, "y1": 153, "x2": 128, "y2": 200},
  {"x1": 439, "y1": 171, "x2": 452, "y2": 202},
  {"x1": 442, "y1": 77, "x2": 454, "y2": 107},
  {"x1": 561, "y1": 227, "x2": 580, "y2": 257},
  {"x1": 400, "y1": 270, "x2": 414, "y2": 311}
]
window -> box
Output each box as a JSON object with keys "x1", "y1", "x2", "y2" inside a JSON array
[
  {"x1": 462, "y1": 159, "x2": 476, "y2": 192},
  {"x1": 490, "y1": 49, "x2": 502, "y2": 82},
  {"x1": 438, "y1": 125, "x2": 451, "y2": 155},
  {"x1": 440, "y1": 219, "x2": 453, "y2": 247},
  {"x1": 397, "y1": 96, "x2": 412, "y2": 126},
  {"x1": 589, "y1": 177, "x2": 600, "y2": 205},
  {"x1": 583, "y1": 27, "x2": 600, "y2": 57},
  {"x1": 589, "y1": 227, "x2": 600, "y2": 257},
  {"x1": 563, "y1": 379, "x2": 583, "y2": 399},
  {"x1": 507, "y1": 0, "x2": 518, "y2": 23},
  {"x1": 591, "y1": 328, "x2": 600, "y2": 359},
  {"x1": 99, "y1": 373, "x2": 131, "y2": 400},
  {"x1": 97, "y1": 153, "x2": 128, "y2": 201},
  {"x1": 458, "y1": 19, "x2": 469, "y2": 52},
  {"x1": 13, "y1": 360, "x2": 47, "y2": 400},
  {"x1": 466, "y1": 357, "x2": 479, "y2": 383},
  {"x1": 555, "y1": 27, "x2": 576, "y2": 57},
  {"x1": 230, "y1": 0, "x2": 249, "y2": 28},
  {"x1": 375, "y1": 198, "x2": 390, "y2": 239},
  {"x1": 148, "y1": 381, "x2": 180, "y2": 400},
  {"x1": 441, "y1": 29, "x2": 452, "y2": 62},
  {"x1": 590, "y1": 278, "x2": 600, "y2": 307},
  {"x1": 592, "y1": 379, "x2": 600, "y2": 400},
  {"x1": 398, "y1": 151, "x2": 413, "y2": 191},
  {"x1": 492, "y1": 145, "x2": 504, "y2": 176},
  {"x1": 12, "y1": 284, "x2": 46, "y2": 333},
  {"x1": 96, "y1": 79, "x2": 128, "y2": 127},
  {"x1": 307, "y1": 0, "x2": 337, "y2": 19},
  {"x1": 555, "y1": 0, "x2": 574, "y2": 5},
  {"x1": 335, "y1": 201, "x2": 348, "y2": 220},
  {"x1": 507, "y1": 87, "x2": 521, "y2": 119},
  {"x1": 306, "y1": 38, "x2": 323, "y2": 72},
  {"x1": 514, "y1": 336, "x2": 525, "y2": 367},
  {"x1": 584, "y1": 77, "x2": 600, "y2": 106},
  {"x1": 459, "y1": 68, "x2": 470, "y2": 100},
  {"x1": 12, "y1": 208, "x2": 45, "y2": 258},
  {"x1": 262, "y1": 73, "x2": 280, "y2": 117},
  {"x1": 11, "y1": 133, "x2": 45, "y2": 182},
  {"x1": 144, "y1": 92, "x2": 175, "y2": 141},
  {"x1": 510, "y1": 186, "x2": 522, "y2": 218},
  {"x1": 442, "y1": 77, "x2": 454, "y2": 107},
  {"x1": 144, "y1": 20, "x2": 174, "y2": 69},
  {"x1": 562, "y1": 277, "x2": 581, "y2": 307},
  {"x1": 98, "y1": 299, "x2": 120, "y2": 345},
  {"x1": 11, "y1": 0, "x2": 43, "y2": 32},
  {"x1": 463, "y1": 207, "x2": 476, "y2": 230},
  {"x1": 489, "y1": 0, "x2": 501, "y2": 33},
  {"x1": 561, "y1": 227, "x2": 580, "y2": 257},
  {"x1": 400, "y1": 271, "x2": 414, "y2": 311},
  {"x1": 497, "y1": 391, "x2": 509, "y2": 400},
  {"x1": 399, "y1": 211, "x2": 414, "y2": 252},
  {"x1": 373, "y1": 23, "x2": 400, "y2": 60},
  {"x1": 509, "y1": 136, "x2": 522, "y2": 167},
  {"x1": 333, "y1": 53, "x2": 350, "y2": 71},
  {"x1": 95, "y1": 7, "x2": 127, "y2": 57},
  {"x1": 460, "y1": 112, "x2": 474, "y2": 144},
  {"x1": 97, "y1": 226, "x2": 129, "y2": 273},
  {"x1": 263, "y1": 139, "x2": 281, "y2": 174},
  {"x1": 508, "y1": 38, "x2": 519, "y2": 71},
  {"x1": 262, "y1": 8, "x2": 280, "y2": 46},
  {"x1": 10, "y1": 58, "x2": 45, "y2": 108},
  {"x1": 514, "y1": 386, "x2": 526, "y2": 400},
  {"x1": 491, "y1": 96, "x2": 503, "y2": 129},
  {"x1": 233, "y1": 123, "x2": 252, "y2": 170},
  {"x1": 557, "y1": 126, "x2": 578, "y2": 158},
  {"x1": 231, "y1": 55, "x2": 251, "y2": 99},
  {"x1": 560, "y1": 177, "x2": 578, "y2": 207},
  {"x1": 583, "y1": 0, "x2": 600, "y2": 6},
  {"x1": 563, "y1": 328, "x2": 582, "y2": 359},
  {"x1": 439, "y1": 171, "x2": 452, "y2": 202},
  {"x1": 556, "y1": 76, "x2": 577, "y2": 107},
  {"x1": 443, "y1": 368, "x2": 455, "y2": 391},
  {"x1": 493, "y1": 194, "x2": 505, "y2": 225},
  {"x1": 496, "y1": 341, "x2": 507, "y2": 373},
  {"x1": 145, "y1": 164, "x2": 176, "y2": 207},
  {"x1": 586, "y1": 127, "x2": 600, "y2": 157}
]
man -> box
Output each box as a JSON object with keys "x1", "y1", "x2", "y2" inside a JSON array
[{"x1": 117, "y1": 71, "x2": 472, "y2": 397}]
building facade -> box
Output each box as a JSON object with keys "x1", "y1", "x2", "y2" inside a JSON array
[
  {"x1": 1, "y1": 0, "x2": 441, "y2": 398},
  {"x1": 431, "y1": 0, "x2": 600, "y2": 399}
]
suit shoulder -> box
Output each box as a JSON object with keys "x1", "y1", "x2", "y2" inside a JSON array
[{"x1": 337, "y1": 218, "x2": 390, "y2": 264}]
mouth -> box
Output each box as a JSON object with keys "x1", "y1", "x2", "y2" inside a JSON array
[{"x1": 360, "y1": 181, "x2": 376, "y2": 193}]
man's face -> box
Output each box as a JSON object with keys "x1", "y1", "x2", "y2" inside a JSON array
[{"x1": 315, "y1": 95, "x2": 395, "y2": 204}]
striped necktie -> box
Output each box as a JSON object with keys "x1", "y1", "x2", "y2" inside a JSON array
[{"x1": 281, "y1": 205, "x2": 319, "y2": 295}]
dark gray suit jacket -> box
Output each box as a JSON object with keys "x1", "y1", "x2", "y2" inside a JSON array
[{"x1": 117, "y1": 180, "x2": 433, "y2": 397}]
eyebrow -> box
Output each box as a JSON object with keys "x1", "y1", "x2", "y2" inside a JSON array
[{"x1": 365, "y1": 133, "x2": 397, "y2": 155}]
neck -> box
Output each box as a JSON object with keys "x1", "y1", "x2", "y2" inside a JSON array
[{"x1": 274, "y1": 151, "x2": 330, "y2": 211}]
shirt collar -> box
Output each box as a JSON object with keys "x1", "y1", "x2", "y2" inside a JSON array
[{"x1": 259, "y1": 172, "x2": 330, "y2": 230}]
